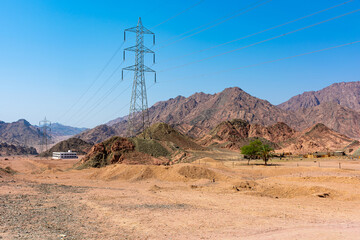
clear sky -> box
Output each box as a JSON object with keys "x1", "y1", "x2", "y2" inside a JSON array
[{"x1": 0, "y1": 0, "x2": 359, "y2": 128}]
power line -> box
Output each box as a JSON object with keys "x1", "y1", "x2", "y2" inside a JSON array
[
  {"x1": 57, "y1": 41, "x2": 125, "y2": 122},
  {"x1": 63, "y1": 2, "x2": 204, "y2": 127},
  {"x1": 151, "y1": 0, "x2": 206, "y2": 29},
  {"x1": 107, "y1": 40, "x2": 360, "y2": 128},
  {"x1": 156, "y1": 0, "x2": 273, "y2": 50},
  {"x1": 106, "y1": 82, "x2": 157, "y2": 125},
  {"x1": 63, "y1": 60, "x2": 125, "y2": 125},
  {"x1": 74, "y1": 73, "x2": 132, "y2": 127},
  {"x1": 72, "y1": 80, "x2": 123, "y2": 126},
  {"x1": 164, "y1": 40, "x2": 360, "y2": 82},
  {"x1": 87, "y1": 83, "x2": 133, "y2": 126},
  {"x1": 160, "y1": 0, "x2": 354, "y2": 63},
  {"x1": 159, "y1": 8, "x2": 360, "y2": 72},
  {"x1": 122, "y1": 18, "x2": 156, "y2": 137}
]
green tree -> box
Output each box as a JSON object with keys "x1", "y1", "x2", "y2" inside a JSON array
[
  {"x1": 241, "y1": 140, "x2": 274, "y2": 165},
  {"x1": 241, "y1": 140, "x2": 262, "y2": 165},
  {"x1": 258, "y1": 144, "x2": 273, "y2": 165}
]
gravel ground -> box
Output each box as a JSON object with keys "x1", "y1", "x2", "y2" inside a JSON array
[{"x1": 0, "y1": 179, "x2": 130, "y2": 240}]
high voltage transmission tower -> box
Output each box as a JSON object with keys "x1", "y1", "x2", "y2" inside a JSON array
[
  {"x1": 122, "y1": 17, "x2": 156, "y2": 137},
  {"x1": 39, "y1": 117, "x2": 51, "y2": 155}
]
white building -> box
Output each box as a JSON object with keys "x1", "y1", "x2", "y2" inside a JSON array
[{"x1": 52, "y1": 150, "x2": 78, "y2": 159}]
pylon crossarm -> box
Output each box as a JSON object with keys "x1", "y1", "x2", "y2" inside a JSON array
[
  {"x1": 141, "y1": 27, "x2": 154, "y2": 35},
  {"x1": 125, "y1": 26, "x2": 153, "y2": 35},
  {"x1": 123, "y1": 65, "x2": 136, "y2": 71},
  {"x1": 124, "y1": 46, "x2": 137, "y2": 52},
  {"x1": 142, "y1": 46, "x2": 154, "y2": 53},
  {"x1": 143, "y1": 66, "x2": 155, "y2": 72},
  {"x1": 125, "y1": 45, "x2": 154, "y2": 53},
  {"x1": 124, "y1": 27, "x2": 137, "y2": 33}
]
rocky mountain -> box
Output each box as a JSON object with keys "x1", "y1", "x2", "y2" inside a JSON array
[
  {"x1": 295, "y1": 102, "x2": 360, "y2": 139},
  {"x1": 278, "y1": 81, "x2": 360, "y2": 112},
  {"x1": 0, "y1": 119, "x2": 45, "y2": 146},
  {"x1": 199, "y1": 119, "x2": 296, "y2": 150},
  {"x1": 199, "y1": 119, "x2": 356, "y2": 154},
  {"x1": 50, "y1": 123, "x2": 88, "y2": 137},
  {"x1": 82, "y1": 82, "x2": 360, "y2": 143},
  {"x1": 0, "y1": 119, "x2": 88, "y2": 148},
  {"x1": 39, "y1": 138, "x2": 93, "y2": 157},
  {"x1": 75, "y1": 124, "x2": 119, "y2": 144},
  {"x1": 280, "y1": 123, "x2": 356, "y2": 154},
  {"x1": 0, "y1": 142, "x2": 37, "y2": 156},
  {"x1": 109, "y1": 87, "x2": 303, "y2": 138}
]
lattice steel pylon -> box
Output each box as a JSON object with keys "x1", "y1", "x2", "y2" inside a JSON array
[
  {"x1": 122, "y1": 17, "x2": 156, "y2": 137},
  {"x1": 39, "y1": 117, "x2": 51, "y2": 155}
]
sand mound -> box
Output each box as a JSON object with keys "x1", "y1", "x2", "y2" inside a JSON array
[
  {"x1": 232, "y1": 181, "x2": 258, "y2": 191},
  {"x1": 250, "y1": 183, "x2": 339, "y2": 199},
  {"x1": 0, "y1": 166, "x2": 16, "y2": 178},
  {"x1": 178, "y1": 165, "x2": 217, "y2": 180},
  {"x1": 88, "y1": 163, "x2": 224, "y2": 182},
  {"x1": 192, "y1": 157, "x2": 224, "y2": 167}
]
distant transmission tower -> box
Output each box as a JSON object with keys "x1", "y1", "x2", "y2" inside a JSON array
[
  {"x1": 39, "y1": 117, "x2": 51, "y2": 154},
  {"x1": 122, "y1": 17, "x2": 156, "y2": 137}
]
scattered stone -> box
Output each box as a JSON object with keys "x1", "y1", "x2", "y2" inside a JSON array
[{"x1": 317, "y1": 193, "x2": 330, "y2": 198}]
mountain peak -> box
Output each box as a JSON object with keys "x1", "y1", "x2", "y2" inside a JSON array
[
  {"x1": 16, "y1": 119, "x2": 31, "y2": 126},
  {"x1": 279, "y1": 81, "x2": 360, "y2": 112}
]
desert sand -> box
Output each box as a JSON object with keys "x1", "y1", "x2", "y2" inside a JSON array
[{"x1": 1, "y1": 153, "x2": 360, "y2": 239}]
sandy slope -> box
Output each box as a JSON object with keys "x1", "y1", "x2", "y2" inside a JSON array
[{"x1": 1, "y1": 155, "x2": 360, "y2": 239}]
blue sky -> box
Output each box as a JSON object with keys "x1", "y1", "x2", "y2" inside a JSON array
[{"x1": 0, "y1": 0, "x2": 359, "y2": 128}]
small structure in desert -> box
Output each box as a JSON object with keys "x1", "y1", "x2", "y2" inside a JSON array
[
  {"x1": 333, "y1": 151, "x2": 345, "y2": 156},
  {"x1": 306, "y1": 152, "x2": 330, "y2": 158},
  {"x1": 52, "y1": 150, "x2": 78, "y2": 159}
]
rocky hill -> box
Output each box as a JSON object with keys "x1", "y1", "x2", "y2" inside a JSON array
[
  {"x1": 0, "y1": 142, "x2": 37, "y2": 156},
  {"x1": 278, "y1": 81, "x2": 360, "y2": 112},
  {"x1": 0, "y1": 119, "x2": 45, "y2": 146},
  {"x1": 280, "y1": 123, "x2": 355, "y2": 154},
  {"x1": 82, "y1": 82, "x2": 360, "y2": 142},
  {"x1": 39, "y1": 138, "x2": 93, "y2": 157},
  {"x1": 199, "y1": 119, "x2": 296, "y2": 150},
  {"x1": 75, "y1": 124, "x2": 119, "y2": 144},
  {"x1": 0, "y1": 119, "x2": 88, "y2": 148},
  {"x1": 199, "y1": 119, "x2": 357, "y2": 154},
  {"x1": 76, "y1": 123, "x2": 203, "y2": 169},
  {"x1": 295, "y1": 102, "x2": 360, "y2": 139},
  {"x1": 109, "y1": 87, "x2": 302, "y2": 138},
  {"x1": 138, "y1": 122, "x2": 204, "y2": 150}
]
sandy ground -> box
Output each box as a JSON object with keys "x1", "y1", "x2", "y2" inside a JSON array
[{"x1": 1, "y1": 154, "x2": 360, "y2": 240}]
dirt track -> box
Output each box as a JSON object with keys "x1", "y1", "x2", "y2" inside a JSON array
[{"x1": 1, "y1": 155, "x2": 360, "y2": 239}]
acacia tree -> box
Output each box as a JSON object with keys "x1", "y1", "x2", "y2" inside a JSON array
[
  {"x1": 241, "y1": 140, "x2": 262, "y2": 165},
  {"x1": 258, "y1": 144, "x2": 273, "y2": 165},
  {"x1": 241, "y1": 140, "x2": 274, "y2": 165}
]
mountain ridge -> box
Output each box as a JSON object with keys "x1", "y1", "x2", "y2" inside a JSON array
[{"x1": 278, "y1": 81, "x2": 360, "y2": 112}]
